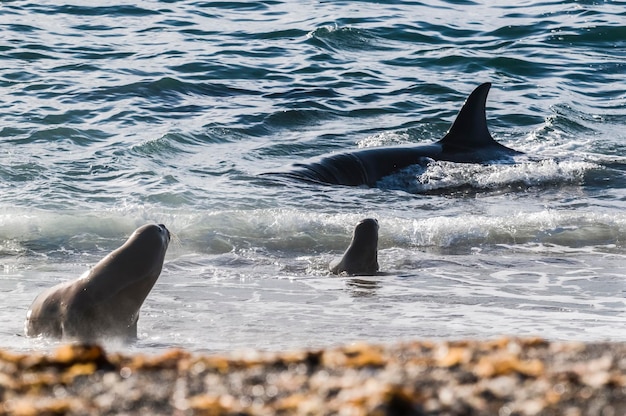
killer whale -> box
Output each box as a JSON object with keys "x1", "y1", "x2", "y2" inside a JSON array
[{"x1": 267, "y1": 83, "x2": 523, "y2": 187}]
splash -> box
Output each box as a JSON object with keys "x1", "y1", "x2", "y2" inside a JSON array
[{"x1": 378, "y1": 159, "x2": 599, "y2": 194}]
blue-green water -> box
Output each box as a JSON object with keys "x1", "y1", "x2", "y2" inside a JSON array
[{"x1": 1, "y1": 1, "x2": 625, "y2": 352}]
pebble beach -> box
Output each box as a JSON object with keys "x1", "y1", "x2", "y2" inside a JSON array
[{"x1": 2, "y1": 338, "x2": 625, "y2": 416}]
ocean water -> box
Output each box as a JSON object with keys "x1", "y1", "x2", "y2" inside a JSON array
[{"x1": 1, "y1": 0, "x2": 625, "y2": 353}]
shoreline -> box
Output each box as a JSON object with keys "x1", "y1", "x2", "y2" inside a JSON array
[{"x1": 1, "y1": 337, "x2": 625, "y2": 415}]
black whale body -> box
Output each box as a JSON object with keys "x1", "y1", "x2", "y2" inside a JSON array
[{"x1": 268, "y1": 83, "x2": 523, "y2": 187}]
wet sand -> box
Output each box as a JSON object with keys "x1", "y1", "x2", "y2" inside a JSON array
[{"x1": 1, "y1": 338, "x2": 624, "y2": 415}]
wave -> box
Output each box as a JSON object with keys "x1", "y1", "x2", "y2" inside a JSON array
[
  {"x1": 307, "y1": 25, "x2": 394, "y2": 53},
  {"x1": 2, "y1": 205, "x2": 624, "y2": 260}
]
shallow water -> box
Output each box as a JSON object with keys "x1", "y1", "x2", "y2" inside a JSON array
[{"x1": 1, "y1": 0, "x2": 625, "y2": 353}]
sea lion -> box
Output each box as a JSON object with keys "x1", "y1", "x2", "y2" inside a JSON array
[
  {"x1": 330, "y1": 218, "x2": 379, "y2": 275},
  {"x1": 25, "y1": 223, "x2": 170, "y2": 341}
]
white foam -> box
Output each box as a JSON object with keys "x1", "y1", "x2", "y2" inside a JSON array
[
  {"x1": 356, "y1": 131, "x2": 411, "y2": 148},
  {"x1": 2, "y1": 205, "x2": 625, "y2": 258},
  {"x1": 377, "y1": 158, "x2": 598, "y2": 193}
]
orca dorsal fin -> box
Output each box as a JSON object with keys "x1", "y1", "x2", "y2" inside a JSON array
[{"x1": 438, "y1": 82, "x2": 495, "y2": 148}]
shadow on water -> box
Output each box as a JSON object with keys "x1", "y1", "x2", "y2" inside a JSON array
[{"x1": 345, "y1": 277, "x2": 382, "y2": 298}]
